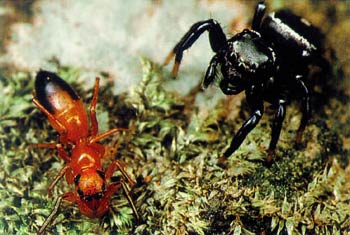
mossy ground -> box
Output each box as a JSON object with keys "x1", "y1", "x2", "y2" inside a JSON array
[
  {"x1": 0, "y1": 1, "x2": 349, "y2": 235},
  {"x1": 0, "y1": 56, "x2": 349, "y2": 235}
]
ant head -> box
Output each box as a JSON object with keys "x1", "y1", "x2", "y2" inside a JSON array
[{"x1": 74, "y1": 169, "x2": 109, "y2": 218}]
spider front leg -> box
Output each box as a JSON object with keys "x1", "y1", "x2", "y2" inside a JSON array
[{"x1": 164, "y1": 19, "x2": 227, "y2": 77}]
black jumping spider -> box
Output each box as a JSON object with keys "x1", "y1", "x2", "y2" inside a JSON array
[{"x1": 165, "y1": 1, "x2": 329, "y2": 163}]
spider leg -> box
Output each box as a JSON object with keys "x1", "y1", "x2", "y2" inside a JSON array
[
  {"x1": 203, "y1": 55, "x2": 219, "y2": 88},
  {"x1": 295, "y1": 76, "x2": 310, "y2": 145},
  {"x1": 220, "y1": 104, "x2": 264, "y2": 163},
  {"x1": 267, "y1": 99, "x2": 287, "y2": 163},
  {"x1": 164, "y1": 19, "x2": 227, "y2": 77},
  {"x1": 252, "y1": 1, "x2": 266, "y2": 30}
]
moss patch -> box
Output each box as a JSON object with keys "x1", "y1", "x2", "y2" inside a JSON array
[{"x1": 0, "y1": 55, "x2": 348, "y2": 235}]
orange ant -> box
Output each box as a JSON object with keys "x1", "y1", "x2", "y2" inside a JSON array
[{"x1": 33, "y1": 70, "x2": 139, "y2": 234}]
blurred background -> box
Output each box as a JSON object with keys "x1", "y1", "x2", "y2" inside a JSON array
[{"x1": 1, "y1": 0, "x2": 348, "y2": 94}]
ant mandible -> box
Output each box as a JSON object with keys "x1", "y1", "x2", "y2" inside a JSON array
[{"x1": 33, "y1": 70, "x2": 139, "y2": 234}]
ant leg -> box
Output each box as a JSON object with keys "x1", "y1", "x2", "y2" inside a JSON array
[
  {"x1": 33, "y1": 98, "x2": 68, "y2": 143},
  {"x1": 164, "y1": 19, "x2": 227, "y2": 77},
  {"x1": 37, "y1": 192, "x2": 75, "y2": 235},
  {"x1": 220, "y1": 105, "x2": 264, "y2": 164},
  {"x1": 87, "y1": 77, "x2": 129, "y2": 144},
  {"x1": 90, "y1": 77, "x2": 100, "y2": 137},
  {"x1": 106, "y1": 181, "x2": 140, "y2": 221},
  {"x1": 89, "y1": 128, "x2": 128, "y2": 144},
  {"x1": 48, "y1": 165, "x2": 71, "y2": 197},
  {"x1": 32, "y1": 143, "x2": 58, "y2": 149},
  {"x1": 120, "y1": 180, "x2": 140, "y2": 221},
  {"x1": 33, "y1": 143, "x2": 70, "y2": 162},
  {"x1": 252, "y1": 1, "x2": 266, "y2": 30},
  {"x1": 105, "y1": 160, "x2": 135, "y2": 188},
  {"x1": 267, "y1": 100, "x2": 286, "y2": 163},
  {"x1": 202, "y1": 55, "x2": 219, "y2": 89},
  {"x1": 104, "y1": 183, "x2": 122, "y2": 198},
  {"x1": 295, "y1": 77, "x2": 310, "y2": 145},
  {"x1": 37, "y1": 195, "x2": 64, "y2": 235},
  {"x1": 56, "y1": 145, "x2": 71, "y2": 162}
]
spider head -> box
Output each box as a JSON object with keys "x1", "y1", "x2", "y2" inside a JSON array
[{"x1": 218, "y1": 30, "x2": 275, "y2": 95}]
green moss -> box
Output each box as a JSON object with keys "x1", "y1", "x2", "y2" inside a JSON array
[{"x1": 0, "y1": 55, "x2": 349, "y2": 234}]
